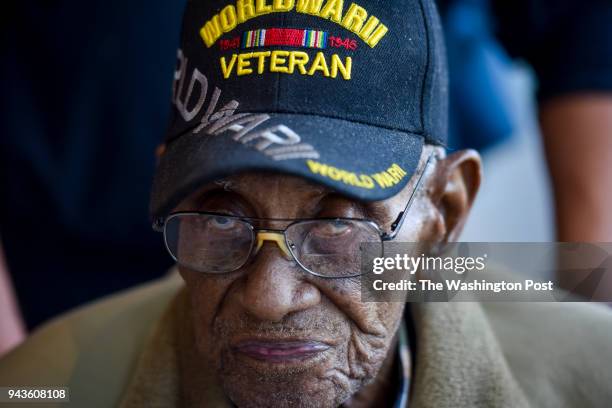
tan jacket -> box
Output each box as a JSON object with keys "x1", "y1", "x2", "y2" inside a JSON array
[{"x1": 1, "y1": 273, "x2": 611, "y2": 408}]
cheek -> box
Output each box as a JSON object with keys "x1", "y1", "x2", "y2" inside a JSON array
[
  {"x1": 180, "y1": 267, "x2": 236, "y2": 354},
  {"x1": 322, "y1": 279, "x2": 404, "y2": 336},
  {"x1": 319, "y1": 281, "x2": 406, "y2": 383}
]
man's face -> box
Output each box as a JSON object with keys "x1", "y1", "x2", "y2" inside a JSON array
[{"x1": 174, "y1": 151, "x2": 460, "y2": 407}]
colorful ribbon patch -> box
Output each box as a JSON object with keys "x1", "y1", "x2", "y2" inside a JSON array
[{"x1": 242, "y1": 28, "x2": 328, "y2": 49}]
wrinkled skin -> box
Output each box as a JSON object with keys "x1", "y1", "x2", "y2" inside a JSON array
[{"x1": 175, "y1": 146, "x2": 481, "y2": 407}]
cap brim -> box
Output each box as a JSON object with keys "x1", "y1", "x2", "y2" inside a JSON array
[{"x1": 151, "y1": 113, "x2": 424, "y2": 218}]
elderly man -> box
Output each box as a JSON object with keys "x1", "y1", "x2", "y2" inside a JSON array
[{"x1": 1, "y1": 0, "x2": 612, "y2": 407}]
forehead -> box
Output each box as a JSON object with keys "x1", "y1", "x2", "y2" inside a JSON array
[
  {"x1": 177, "y1": 171, "x2": 401, "y2": 220},
  {"x1": 218, "y1": 172, "x2": 329, "y2": 196},
  {"x1": 188, "y1": 172, "x2": 351, "y2": 210},
  {"x1": 168, "y1": 146, "x2": 437, "y2": 221}
]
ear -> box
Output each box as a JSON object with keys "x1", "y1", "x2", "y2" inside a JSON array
[{"x1": 429, "y1": 150, "x2": 482, "y2": 243}]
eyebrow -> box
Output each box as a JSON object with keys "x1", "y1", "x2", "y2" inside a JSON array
[
  {"x1": 191, "y1": 187, "x2": 228, "y2": 211},
  {"x1": 363, "y1": 201, "x2": 393, "y2": 228},
  {"x1": 198, "y1": 177, "x2": 393, "y2": 225}
]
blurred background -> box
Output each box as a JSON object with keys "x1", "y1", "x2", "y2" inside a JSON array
[
  {"x1": 462, "y1": 64, "x2": 554, "y2": 242},
  {"x1": 1, "y1": 0, "x2": 611, "y2": 356}
]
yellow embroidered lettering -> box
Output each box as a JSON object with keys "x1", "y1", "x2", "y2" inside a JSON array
[
  {"x1": 386, "y1": 167, "x2": 402, "y2": 183},
  {"x1": 342, "y1": 171, "x2": 359, "y2": 186},
  {"x1": 391, "y1": 164, "x2": 407, "y2": 178},
  {"x1": 270, "y1": 51, "x2": 290, "y2": 73},
  {"x1": 387, "y1": 168, "x2": 401, "y2": 182},
  {"x1": 200, "y1": 0, "x2": 387, "y2": 48},
  {"x1": 220, "y1": 5, "x2": 238, "y2": 32},
  {"x1": 252, "y1": 51, "x2": 271, "y2": 73},
  {"x1": 237, "y1": 53, "x2": 253, "y2": 75},
  {"x1": 220, "y1": 51, "x2": 350, "y2": 79},
  {"x1": 330, "y1": 55, "x2": 352, "y2": 80},
  {"x1": 272, "y1": 0, "x2": 295, "y2": 11},
  {"x1": 200, "y1": 26, "x2": 213, "y2": 48},
  {"x1": 202, "y1": 18, "x2": 222, "y2": 47},
  {"x1": 255, "y1": 0, "x2": 273, "y2": 14},
  {"x1": 307, "y1": 160, "x2": 376, "y2": 189},
  {"x1": 220, "y1": 54, "x2": 238, "y2": 79},
  {"x1": 307, "y1": 160, "x2": 329, "y2": 176},
  {"x1": 288, "y1": 51, "x2": 309, "y2": 74},
  {"x1": 372, "y1": 171, "x2": 395, "y2": 188},
  {"x1": 237, "y1": 0, "x2": 256, "y2": 22},
  {"x1": 358, "y1": 15, "x2": 379, "y2": 41},
  {"x1": 341, "y1": 3, "x2": 368, "y2": 33},
  {"x1": 320, "y1": 0, "x2": 344, "y2": 23},
  {"x1": 213, "y1": 15, "x2": 223, "y2": 38},
  {"x1": 296, "y1": 0, "x2": 324, "y2": 15},
  {"x1": 366, "y1": 23, "x2": 389, "y2": 47},
  {"x1": 308, "y1": 52, "x2": 330, "y2": 77},
  {"x1": 359, "y1": 175, "x2": 375, "y2": 189},
  {"x1": 328, "y1": 167, "x2": 342, "y2": 181}
]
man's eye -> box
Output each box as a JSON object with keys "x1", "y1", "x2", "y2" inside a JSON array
[
  {"x1": 312, "y1": 221, "x2": 352, "y2": 237},
  {"x1": 207, "y1": 216, "x2": 239, "y2": 231}
]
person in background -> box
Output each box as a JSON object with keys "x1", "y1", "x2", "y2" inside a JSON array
[
  {"x1": 0, "y1": 0, "x2": 185, "y2": 353},
  {"x1": 439, "y1": 0, "x2": 612, "y2": 296}
]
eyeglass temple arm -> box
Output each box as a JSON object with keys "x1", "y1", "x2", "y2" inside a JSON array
[{"x1": 383, "y1": 152, "x2": 436, "y2": 241}]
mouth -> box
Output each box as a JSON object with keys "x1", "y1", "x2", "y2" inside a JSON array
[{"x1": 233, "y1": 339, "x2": 331, "y2": 363}]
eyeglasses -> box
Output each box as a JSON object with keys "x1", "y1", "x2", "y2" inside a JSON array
[{"x1": 153, "y1": 153, "x2": 436, "y2": 278}]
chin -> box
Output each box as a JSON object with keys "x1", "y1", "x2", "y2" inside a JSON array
[
  {"x1": 216, "y1": 346, "x2": 359, "y2": 408},
  {"x1": 221, "y1": 376, "x2": 351, "y2": 408}
]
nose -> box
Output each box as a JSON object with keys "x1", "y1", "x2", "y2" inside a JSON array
[{"x1": 237, "y1": 243, "x2": 321, "y2": 322}]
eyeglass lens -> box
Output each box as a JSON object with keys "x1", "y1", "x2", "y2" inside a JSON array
[{"x1": 164, "y1": 214, "x2": 382, "y2": 277}]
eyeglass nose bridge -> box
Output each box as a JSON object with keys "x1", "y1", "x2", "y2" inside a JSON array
[{"x1": 252, "y1": 231, "x2": 293, "y2": 260}]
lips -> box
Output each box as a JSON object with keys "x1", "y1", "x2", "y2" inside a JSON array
[{"x1": 233, "y1": 340, "x2": 331, "y2": 363}]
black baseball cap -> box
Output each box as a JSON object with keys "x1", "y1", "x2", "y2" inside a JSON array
[{"x1": 151, "y1": 0, "x2": 448, "y2": 219}]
